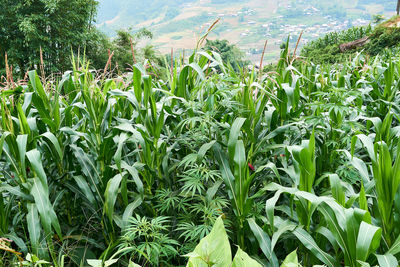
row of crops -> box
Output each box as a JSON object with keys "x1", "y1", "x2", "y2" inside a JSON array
[{"x1": 1, "y1": 43, "x2": 400, "y2": 266}]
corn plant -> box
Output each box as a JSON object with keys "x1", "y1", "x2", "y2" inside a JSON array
[
  {"x1": 352, "y1": 134, "x2": 400, "y2": 247},
  {"x1": 2, "y1": 33, "x2": 400, "y2": 267}
]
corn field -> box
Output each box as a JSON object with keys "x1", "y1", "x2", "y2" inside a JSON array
[{"x1": 2, "y1": 43, "x2": 400, "y2": 266}]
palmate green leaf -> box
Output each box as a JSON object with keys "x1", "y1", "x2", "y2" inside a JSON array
[
  {"x1": 292, "y1": 228, "x2": 338, "y2": 267},
  {"x1": 247, "y1": 218, "x2": 279, "y2": 267}
]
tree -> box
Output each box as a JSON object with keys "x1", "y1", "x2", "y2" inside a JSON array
[
  {"x1": 372, "y1": 14, "x2": 385, "y2": 24},
  {"x1": 0, "y1": 0, "x2": 98, "y2": 75},
  {"x1": 397, "y1": 0, "x2": 400, "y2": 15},
  {"x1": 204, "y1": 39, "x2": 249, "y2": 71},
  {"x1": 111, "y1": 28, "x2": 158, "y2": 72}
]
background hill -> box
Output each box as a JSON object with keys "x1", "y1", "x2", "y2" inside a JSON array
[{"x1": 96, "y1": 0, "x2": 396, "y2": 62}]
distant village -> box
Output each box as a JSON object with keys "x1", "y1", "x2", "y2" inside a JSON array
[{"x1": 198, "y1": 2, "x2": 370, "y2": 57}]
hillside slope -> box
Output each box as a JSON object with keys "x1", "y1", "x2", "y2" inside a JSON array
[{"x1": 96, "y1": 0, "x2": 396, "y2": 62}]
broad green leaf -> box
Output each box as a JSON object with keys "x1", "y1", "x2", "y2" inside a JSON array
[
  {"x1": 114, "y1": 133, "x2": 129, "y2": 171},
  {"x1": 266, "y1": 190, "x2": 282, "y2": 234},
  {"x1": 128, "y1": 261, "x2": 142, "y2": 267},
  {"x1": 87, "y1": 259, "x2": 103, "y2": 267},
  {"x1": 40, "y1": 132, "x2": 63, "y2": 161},
  {"x1": 228, "y1": 118, "x2": 246, "y2": 161},
  {"x1": 232, "y1": 247, "x2": 262, "y2": 267},
  {"x1": 356, "y1": 222, "x2": 382, "y2": 262},
  {"x1": 197, "y1": 140, "x2": 216, "y2": 164},
  {"x1": 17, "y1": 135, "x2": 28, "y2": 180},
  {"x1": 292, "y1": 227, "x2": 337, "y2": 267},
  {"x1": 26, "y1": 149, "x2": 48, "y2": 191},
  {"x1": 280, "y1": 250, "x2": 298, "y2": 267},
  {"x1": 104, "y1": 174, "x2": 123, "y2": 223},
  {"x1": 329, "y1": 174, "x2": 345, "y2": 206},
  {"x1": 74, "y1": 176, "x2": 96, "y2": 206},
  {"x1": 376, "y1": 253, "x2": 398, "y2": 267},
  {"x1": 388, "y1": 234, "x2": 400, "y2": 255},
  {"x1": 30, "y1": 177, "x2": 62, "y2": 239},
  {"x1": 26, "y1": 203, "x2": 40, "y2": 256},
  {"x1": 248, "y1": 218, "x2": 279, "y2": 267},
  {"x1": 122, "y1": 197, "x2": 142, "y2": 230},
  {"x1": 186, "y1": 216, "x2": 231, "y2": 267},
  {"x1": 0, "y1": 132, "x2": 10, "y2": 159},
  {"x1": 271, "y1": 220, "x2": 296, "y2": 251}
]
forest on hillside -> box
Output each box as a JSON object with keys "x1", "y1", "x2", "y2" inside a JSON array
[{"x1": 3, "y1": 1, "x2": 400, "y2": 267}]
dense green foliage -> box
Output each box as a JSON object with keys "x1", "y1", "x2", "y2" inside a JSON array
[
  {"x1": 301, "y1": 18, "x2": 400, "y2": 64},
  {"x1": 2, "y1": 37, "x2": 400, "y2": 266},
  {"x1": 0, "y1": 0, "x2": 98, "y2": 74},
  {"x1": 204, "y1": 39, "x2": 249, "y2": 71},
  {"x1": 0, "y1": 0, "x2": 167, "y2": 78},
  {"x1": 301, "y1": 25, "x2": 373, "y2": 64}
]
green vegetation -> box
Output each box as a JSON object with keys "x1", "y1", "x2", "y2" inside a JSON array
[
  {"x1": 0, "y1": 0, "x2": 98, "y2": 74},
  {"x1": 0, "y1": 1, "x2": 167, "y2": 77},
  {"x1": 2, "y1": 31, "x2": 400, "y2": 266},
  {"x1": 301, "y1": 18, "x2": 400, "y2": 64},
  {"x1": 95, "y1": 0, "x2": 396, "y2": 60},
  {"x1": 4, "y1": 1, "x2": 400, "y2": 267},
  {"x1": 204, "y1": 39, "x2": 250, "y2": 71},
  {"x1": 301, "y1": 25, "x2": 373, "y2": 64}
]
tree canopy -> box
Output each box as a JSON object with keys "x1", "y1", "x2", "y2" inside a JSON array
[
  {"x1": 204, "y1": 39, "x2": 249, "y2": 71},
  {"x1": 0, "y1": 0, "x2": 98, "y2": 75}
]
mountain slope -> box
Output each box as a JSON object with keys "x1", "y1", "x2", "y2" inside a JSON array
[{"x1": 96, "y1": 0, "x2": 396, "y2": 62}]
